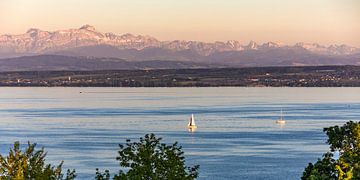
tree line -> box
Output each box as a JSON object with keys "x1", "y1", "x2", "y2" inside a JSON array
[{"x1": 0, "y1": 134, "x2": 199, "y2": 180}]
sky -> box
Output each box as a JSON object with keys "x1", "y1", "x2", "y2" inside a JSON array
[{"x1": 0, "y1": 0, "x2": 359, "y2": 46}]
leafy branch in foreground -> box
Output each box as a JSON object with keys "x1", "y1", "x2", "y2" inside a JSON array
[
  {"x1": 302, "y1": 121, "x2": 360, "y2": 180},
  {"x1": 0, "y1": 141, "x2": 76, "y2": 180},
  {"x1": 96, "y1": 133, "x2": 199, "y2": 180}
]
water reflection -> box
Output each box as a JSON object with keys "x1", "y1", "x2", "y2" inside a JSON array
[
  {"x1": 277, "y1": 123, "x2": 286, "y2": 128},
  {"x1": 188, "y1": 127, "x2": 197, "y2": 133}
]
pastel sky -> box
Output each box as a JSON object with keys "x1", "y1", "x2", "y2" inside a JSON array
[{"x1": 0, "y1": 0, "x2": 359, "y2": 46}]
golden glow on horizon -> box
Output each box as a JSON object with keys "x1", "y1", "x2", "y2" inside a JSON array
[{"x1": 0, "y1": 0, "x2": 359, "y2": 46}]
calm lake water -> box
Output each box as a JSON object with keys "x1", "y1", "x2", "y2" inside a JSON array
[{"x1": 0, "y1": 87, "x2": 359, "y2": 179}]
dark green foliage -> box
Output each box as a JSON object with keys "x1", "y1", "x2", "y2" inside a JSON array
[
  {"x1": 97, "y1": 133, "x2": 199, "y2": 180},
  {"x1": 0, "y1": 141, "x2": 76, "y2": 180},
  {"x1": 302, "y1": 121, "x2": 360, "y2": 180},
  {"x1": 95, "y1": 168, "x2": 110, "y2": 180},
  {"x1": 302, "y1": 153, "x2": 337, "y2": 180}
]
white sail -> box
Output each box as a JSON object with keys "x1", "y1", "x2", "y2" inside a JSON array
[
  {"x1": 188, "y1": 114, "x2": 197, "y2": 128},
  {"x1": 276, "y1": 109, "x2": 285, "y2": 124},
  {"x1": 191, "y1": 114, "x2": 196, "y2": 126}
]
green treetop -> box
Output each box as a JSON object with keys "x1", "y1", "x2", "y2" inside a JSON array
[
  {"x1": 0, "y1": 141, "x2": 76, "y2": 180},
  {"x1": 302, "y1": 121, "x2": 360, "y2": 180},
  {"x1": 96, "y1": 133, "x2": 200, "y2": 180}
]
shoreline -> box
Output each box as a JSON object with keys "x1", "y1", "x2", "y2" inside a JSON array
[{"x1": 0, "y1": 66, "x2": 360, "y2": 87}]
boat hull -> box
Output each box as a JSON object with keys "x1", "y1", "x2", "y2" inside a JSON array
[
  {"x1": 187, "y1": 125, "x2": 197, "y2": 128},
  {"x1": 276, "y1": 120, "x2": 286, "y2": 124}
]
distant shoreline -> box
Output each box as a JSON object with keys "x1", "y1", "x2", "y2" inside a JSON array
[{"x1": 1, "y1": 65, "x2": 360, "y2": 87}]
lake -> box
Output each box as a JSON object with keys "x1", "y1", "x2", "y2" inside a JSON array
[{"x1": 0, "y1": 87, "x2": 359, "y2": 179}]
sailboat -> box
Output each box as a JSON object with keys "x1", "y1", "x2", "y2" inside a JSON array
[
  {"x1": 275, "y1": 109, "x2": 286, "y2": 124},
  {"x1": 187, "y1": 114, "x2": 197, "y2": 129}
]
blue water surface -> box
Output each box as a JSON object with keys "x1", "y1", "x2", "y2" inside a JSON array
[{"x1": 0, "y1": 87, "x2": 359, "y2": 179}]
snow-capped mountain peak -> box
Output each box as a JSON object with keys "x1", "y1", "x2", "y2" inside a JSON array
[
  {"x1": 26, "y1": 28, "x2": 41, "y2": 34},
  {"x1": 246, "y1": 41, "x2": 259, "y2": 50},
  {"x1": 261, "y1": 42, "x2": 283, "y2": 48},
  {"x1": 294, "y1": 42, "x2": 359, "y2": 55},
  {"x1": 79, "y1": 24, "x2": 96, "y2": 31}
]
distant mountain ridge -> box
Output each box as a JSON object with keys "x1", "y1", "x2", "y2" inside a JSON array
[
  {"x1": 1, "y1": 25, "x2": 359, "y2": 57},
  {"x1": 0, "y1": 25, "x2": 360, "y2": 68},
  {"x1": 0, "y1": 55, "x2": 217, "y2": 71}
]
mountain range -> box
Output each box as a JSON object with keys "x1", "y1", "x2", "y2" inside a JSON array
[{"x1": 0, "y1": 25, "x2": 359, "y2": 70}]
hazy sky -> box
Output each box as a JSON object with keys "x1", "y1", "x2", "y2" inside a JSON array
[{"x1": 1, "y1": 0, "x2": 359, "y2": 46}]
